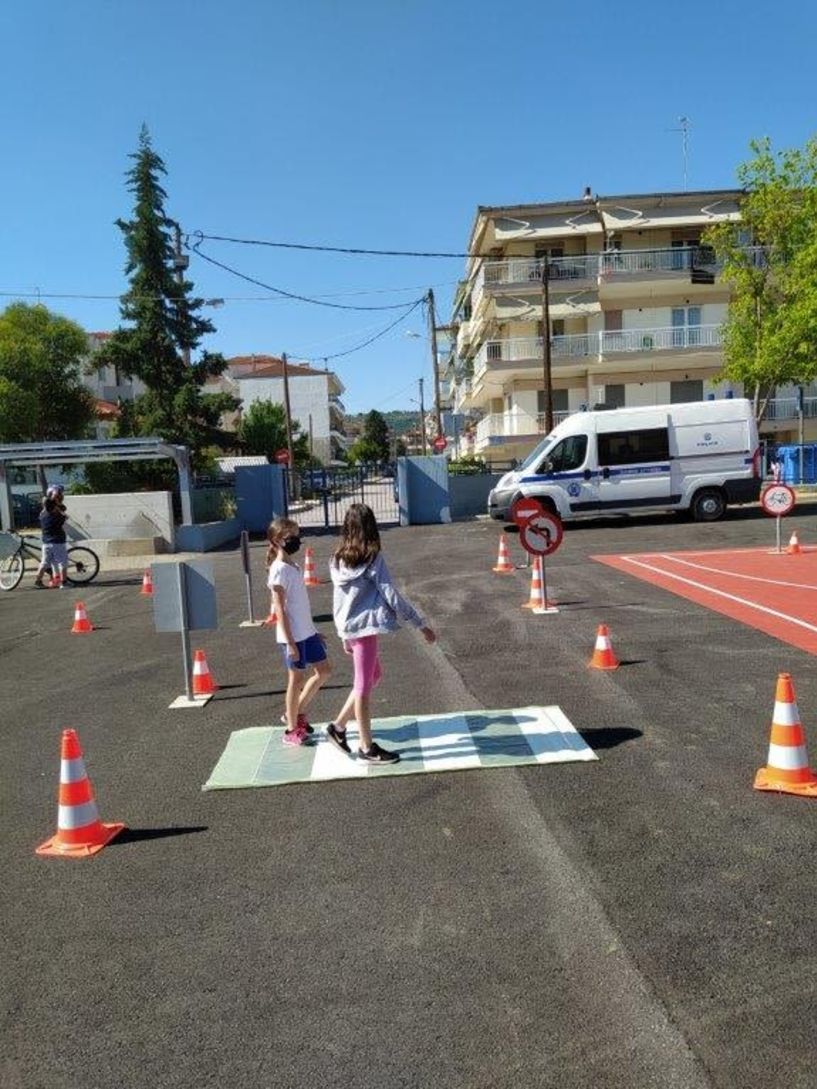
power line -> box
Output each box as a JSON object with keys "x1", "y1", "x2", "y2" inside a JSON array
[
  {"x1": 190, "y1": 244, "x2": 425, "y2": 311},
  {"x1": 293, "y1": 298, "x2": 424, "y2": 363},
  {"x1": 190, "y1": 230, "x2": 471, "y2": 259}
]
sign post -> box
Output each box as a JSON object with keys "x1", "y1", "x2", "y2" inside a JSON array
[
  {"x1": 761, "y1": 483, "x2": 796, "y2": 554},
  {"x1": 518, "y1": 509, "x2": 563, "y2": 615},
  {"x1": 152, "y1": 560, "x2": 218, "y2": 708},
  {"x1": 238, "y1": 529, "x2": 264, "y2": 627}
]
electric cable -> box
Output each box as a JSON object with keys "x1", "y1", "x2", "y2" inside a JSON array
[
  {"x1": 190, "y1": 230, "x2": 471, "y2": 259},
  {"x1": 292, "y1": 298, "x2": 424, "y2": 363}
]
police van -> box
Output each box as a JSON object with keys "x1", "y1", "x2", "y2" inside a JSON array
[{"x1": 488, "y1": 398, "x2": 761, "y2": 523}]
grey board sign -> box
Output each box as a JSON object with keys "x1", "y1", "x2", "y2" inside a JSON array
[{"x1": 152, "y1": 560, "x2": 217, "y2": 633}]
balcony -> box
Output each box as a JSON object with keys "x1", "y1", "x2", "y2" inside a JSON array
[
  {"x1": 481, "y1": 255, "x2": 598, "y2": 290},
  {"x1": 600, "y1": 324, "x2": 722, "y2": 354},
  {"x1": 765, "y1": 397, "x2": 817, "y2": 421},
  {"x1": 329, "y1": 394, "x2": 346, "y2": 414},
  {"x1": 475, "y1": 334, "x2": 593, "y2": 376},
  {"x1": 474, "y1": 410, "x2": 571, "y2": 448}
]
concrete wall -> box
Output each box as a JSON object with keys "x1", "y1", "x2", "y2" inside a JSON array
[
  {"x1": 449, "y1": 473, "x2": 504, "y2": 520},
  {"x1": 65, "y1": 492, "x2": 175, "y2": 549},
  {"x1": 397, "y1": 456, "x2": 451, "y2": 525},
  {"x1": 175, "y1": 517, "x2": 241, "y2": 552}
]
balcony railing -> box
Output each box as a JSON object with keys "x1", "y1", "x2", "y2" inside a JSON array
[
  {"x1": 483, "y1": 255, "x2": 597, "y2": 287},
  {"x1": 600, "y1": 246, "x2": 717, "y2": 275},
  {"x1": 474, "y1": 410, "x2": 571, "y2": 445},
  {"x1": 765, "y1": 397, "x2": 817, "y2": 421},
  {"x1": 474, "y1": 325, "x2": 721, "y2": 373}
]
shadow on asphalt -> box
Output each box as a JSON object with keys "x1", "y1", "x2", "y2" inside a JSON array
[
  {"x1": 110, "y1": 826, "x2": 208, "y2": 845},
  {"x1": 577, "y1": 726, "x2": 642, "y2": 749},
  {"x1": 215, "y1": 684, "x2": 349, "y2": 702}
]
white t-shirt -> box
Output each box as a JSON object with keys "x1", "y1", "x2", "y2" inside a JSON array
[{"x1": 267, "y1": 559, "x2": 317, "y2": 644}]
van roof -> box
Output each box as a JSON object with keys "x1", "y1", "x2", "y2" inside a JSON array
[{"x1": 555, "y1": 398, "x2": 753, "y2": 434}]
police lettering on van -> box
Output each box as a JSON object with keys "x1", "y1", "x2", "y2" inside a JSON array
[{"x1": 488, "y1": 398, "x2": 761, "y2": 524}]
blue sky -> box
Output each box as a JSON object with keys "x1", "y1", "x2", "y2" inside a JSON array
[{"x1": 3, "y1": 0, "x2": 816, "y2": 413}]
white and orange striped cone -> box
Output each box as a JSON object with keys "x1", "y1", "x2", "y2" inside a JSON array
[
  {"x1": 492, "y1": 535, "x2": 514, "y2": 574},
  {"x1": 36, "y1": 729, "x2": 125, "y2": 858},
  {"x1": 522, "y1": 560, "x2": 545, "y2": 609},
  {"x1": 70, "y1": 601, "x2": 93, "y2": 634},
  {"x1": 589, "y1": 624, "x2": 619, "y2": 670},
  {"x1": 192, "y1": 649, "x2": 219, "y2": 696},
  {"x1": 787, "y1": 530, "x2": 802, "y2": 555},
  {"x1": 140, "y1": 568, "x2": 154, "y2": 596},
  {"x1": 303, "y1": 546, "x2": 321, "y2": 587},
  {"x1": 754, "y1": 672, "x2": 817, "y2": 797}
]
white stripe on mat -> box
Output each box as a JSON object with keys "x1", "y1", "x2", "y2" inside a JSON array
[
  {"x1": 310, "y1": 724, "x2": 369, "y2": 780},
  {"x1": 515, "y1": 706, "x2": 598, "y2": 763},
  {"x1": 416, "y1": 713, "x2": 481, "y2": 772}
]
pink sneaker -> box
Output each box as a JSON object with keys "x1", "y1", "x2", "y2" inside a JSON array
[
  {"x1": 282, "y1": 723, "x2": 310, "y2": 747},
  {"x1": 279, "y1": 713, "x2": 314, "y2": 735}
]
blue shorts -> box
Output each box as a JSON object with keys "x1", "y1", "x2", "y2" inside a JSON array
[{"x1": 281, "y1": 633, "x2": 327, "y2": 671}]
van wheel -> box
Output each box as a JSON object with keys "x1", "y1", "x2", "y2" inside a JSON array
[{"x1": 691, "y1": 488, "x2": 726, "y2": 522}]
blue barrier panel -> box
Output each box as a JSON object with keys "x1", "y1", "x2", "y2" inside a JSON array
[
  {"x1": 397, "y1": 456, "x2": 451, "y2": 525},
  {"x1": 776, "y1": 445, "x2": 817, "y2": 485},
  {"x1": 235, "y1": 465, "x2": 287, "y2": 532}
]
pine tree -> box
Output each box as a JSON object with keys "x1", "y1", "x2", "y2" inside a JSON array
[{"x1": 95, "y1": 126, "x2": 237, "y2": 469}]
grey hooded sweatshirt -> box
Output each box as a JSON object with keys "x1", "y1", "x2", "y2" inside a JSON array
[{"x1": 330, "y1": 552, "x2": 425, "y2": 640}]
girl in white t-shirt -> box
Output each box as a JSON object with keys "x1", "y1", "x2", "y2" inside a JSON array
[{"x1": 267, "y1": 517, "x2": 332, "y2": 746}]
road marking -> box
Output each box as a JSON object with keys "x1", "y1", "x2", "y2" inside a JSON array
[{"x1": 660, "y1": 554, "x2": 817, "y2": 592}]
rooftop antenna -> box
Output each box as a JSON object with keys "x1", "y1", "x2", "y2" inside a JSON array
[{"x1": 667, "y1": 116, "x2": 691, "y2": 190}]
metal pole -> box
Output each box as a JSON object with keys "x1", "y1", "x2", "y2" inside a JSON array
[
  {"x1": 419, "y1": 378, "x2": 427, "y2": 455},
  {"x1": 427, "y1": 289, "x2": 443, "y2": 439},
  {"x1": 173, "y1": 223, "x2": 191, "y2": 368},
  {"x1": 539, "y1": 553, "x2": 549, "y2": 609},
  {"x1": 241, "y1": 530, "x2": 256, "y2": 624},
  {"x1": 541, "y1": 257, "x2": 553, "y2": 434},
  {"x1": 776, "y1": 515, "x2": 782, "y2": 554},
  {"x1": 281, "y1": 351, "x2": 295, "y2": 497},
  {"x1": 177, "y1": 564, "x2": 194, "y2": 701},
  {"x1": 798, "y1": 386, "x2": 804, "y2": 484}
]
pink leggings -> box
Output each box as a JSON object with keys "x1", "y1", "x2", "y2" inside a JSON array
[{"x1": 348, "y1": 635, "x2": 382, "y2": 696}]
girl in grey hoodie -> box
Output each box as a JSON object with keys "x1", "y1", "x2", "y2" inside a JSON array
[{"x1": 326, "y1": 504, "x2": 436, "y2": 764}]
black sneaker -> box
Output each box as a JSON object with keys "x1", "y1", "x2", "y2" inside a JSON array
[
  {"x1": 357, "y1": 741, "x2": 400, "y2": 765},
  {"x1": 326, "y1": 722, "x2": 352, "y2": 755}
]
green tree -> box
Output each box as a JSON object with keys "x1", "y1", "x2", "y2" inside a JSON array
[
  {"x1": 359, "y1": 409, "x2": 390, "y2": 461},
  {"x1": 94, "y1": 125, "x2": 238, "y2": 468},
  {"x1": 238, "y1": 400, "x2": 311, "y2": 466},
  {"x1": 0, "y1": 302, "x2": 95, "y2": 442},
  {"x1": 704, "y1": 136, "x2": 817, "y2": 421}
]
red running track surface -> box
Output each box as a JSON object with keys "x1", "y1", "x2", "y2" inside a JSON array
[{"x1": 594, "y1": 546, "x2": 817, "y2": 656}]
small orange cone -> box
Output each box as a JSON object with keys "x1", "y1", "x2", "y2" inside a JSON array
[
  {"x1": 522, "y1": 560, "x2": 544, "y2": 609},
  {"x1": 492, "y1": 535, "x2": 514, "y2": 574},
  {"x1": 787, "y1": 530, "x2": 802, "y2": 555},
  {"x1": 70, "y1": 601, "x2": 93, "y2": 634},
  {"x1": 140, "y1": 568, "x2": 153, "y2": 596},
  {"x1": 754, "y1": 672, "x2": 817, "y2": 797},
  {"x1": 192, "y1": 649, "x2": 219, "y2": 696},
  {"x1": 36, "y1": 729, "x2": 125, "y2": 858},
  {"x1": 589, "y1": 624, "x2": 619, "y2": 670},
  {"x1": 303, "y1": 546, "x2": 321, "y2": 587}
]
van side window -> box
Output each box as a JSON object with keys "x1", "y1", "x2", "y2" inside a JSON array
[
  {"x1": 538, "y1": 435, "x2": 587, "y2": 473},
  {"x1": 598, "y1": 428, "x2": 669, "y2": 465}
]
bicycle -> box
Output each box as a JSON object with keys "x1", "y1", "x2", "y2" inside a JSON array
[{"x1": 0, "y1": 532, "x2": 100, "y2": 591}]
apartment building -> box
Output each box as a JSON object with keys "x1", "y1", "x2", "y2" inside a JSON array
[{"x1": 449, "y1": 189, "x2": 816, "y2": 464}]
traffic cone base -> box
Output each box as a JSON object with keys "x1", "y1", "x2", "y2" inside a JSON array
[
  {"x1": 36, "y1": 729, "x2": 125, "y2": 859},
  {"x1": 787, "y1": 531, "x2": 802, "y2": 555},
  {"x1": 754, "y1": 672, "x2": 817, "y2": 796},
  {"x1": 493, "y1": 536, "x2": 514, "y2": 574},
  {"x1": 303, "y1": 546, "x2": 321, "y2": 587},
  {"x1": 589, "y1": 624, "x2": 619, "y2": 670},
  {"x1": 192, "y1": 649, "x2": 219, "y2": 696},
  {"x1": 140, "y1": 569, "x2": 154, "y2": 595},
  {"x1": 70, "y1": 602, "x2": 93, "y2": 634}
]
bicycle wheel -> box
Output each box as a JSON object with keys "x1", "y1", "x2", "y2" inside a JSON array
[
  {"x1": 0, "y1": 551, "x2": 24, "y2": 591},
  {"x1": 64, "y1": 546, "x2": 99, "y2": 585}
]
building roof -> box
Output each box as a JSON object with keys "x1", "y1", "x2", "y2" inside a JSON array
[{"x1": 227, "y1": 355, "x2": 330, "y2": 379}]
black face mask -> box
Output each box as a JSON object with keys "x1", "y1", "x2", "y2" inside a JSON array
[{"x1": 282, "y1": 537, "x2": 301, "y2": 555}]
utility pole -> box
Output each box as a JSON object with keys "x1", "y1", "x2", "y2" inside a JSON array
[
  {"x1": 281, "y1": 351, "x2": 295, "y2": 495},
  {"x1": 173, "y1": 223, "x2": 191, "y2": 367},
  {"x1": 540, "y1": 255, "x2": 554, "y2": 434},
  {"x1": 427, "y1": 288, "x2": 442, "y2": 438},
  {"x1": 418, "y1": 377, "x2": 427, "y2": 455}
]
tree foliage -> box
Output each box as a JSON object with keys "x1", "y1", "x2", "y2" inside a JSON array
[
  {"x1": 94, "y1": 126, "x2": 238, "y2": 469},
  {"x1": 238, "y1": 400, "x2": 311, "y2": 466},
  {"x1": 0, "y1": 302, "x2": 95, "y2": 442},
  {"x1": 348, "y1": 409, "x2": 390, "y2": 464},
  {"x1": 704, "y1": 136, "x2": 817, "y2": 420}
]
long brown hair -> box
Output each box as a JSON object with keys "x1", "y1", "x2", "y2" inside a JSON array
[
  {"x1": 334, "y1": 503, "x2": 381, "y2": 568},
  {"x1": 266, "y1": 516, "x2": 299, "y2": 566}
]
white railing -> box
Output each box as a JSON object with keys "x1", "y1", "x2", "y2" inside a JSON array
[
  {"x1": 600, "y1": 246, "x2": 717, "y2": 275},
  {"x1": 477, "y1": 334, "x2": 593, "y2": 368},
  {"x1": 601, "y1": 324, "x2": 722, "y2": 353},
  {"x1": 482, "y1": 255, "x2": 597, "y2": 286},
  {"x1": 474, "y1": 410, "x2": 571, "y2": 445},
  {"x1": 765, "y1": 397, "x2": 817, "y2": 421}
]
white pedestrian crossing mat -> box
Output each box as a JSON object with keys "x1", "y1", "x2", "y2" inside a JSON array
[{"x1": 202, "y1": 706, "x2": 597, "y2": 790}]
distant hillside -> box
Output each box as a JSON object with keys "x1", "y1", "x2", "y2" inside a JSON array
[{"x1": 345, "y1": 410, "x2": 419, "y2": 435}]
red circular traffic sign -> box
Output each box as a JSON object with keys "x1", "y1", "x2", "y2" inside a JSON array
[
  {"x1": 274, "y1": 449, "x2": 291, "y2": 465},
  {"x1": 761, "y1": 483, "x2": 795, "y2": 517},
  {"x1": 519, "y1": 511, "x2": 563, "y2": 556},
  {"x1": 432, "y1": 434, "x2": 447, "y2": 453},
  {"x1": 510, "y1": 495, "x2": 544, "y2": 526}
]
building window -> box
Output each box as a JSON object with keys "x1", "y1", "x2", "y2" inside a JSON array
[
  {"x1": 537, "y1": 389, "x2": 568, "y2": 414},
  {"x1": 671, "y1": 306, "x2": 702, "y2": 347},
  {"x1": 670, "y1": 379, "x2": 703, "y2": 403},
  {"x1": 604, "y1": 384, "x2": 625, "y2": 408},
  {"x1": 604, "y1": 310, "x2": 623, "y2": 331}
]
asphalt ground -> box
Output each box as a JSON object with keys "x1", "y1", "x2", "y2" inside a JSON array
[{"x1": 3, "y1": 506, "x2": 817, "y2": 1089}]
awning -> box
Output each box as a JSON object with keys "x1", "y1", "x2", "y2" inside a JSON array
[{"x1": 492, "y1": 296, "x2": 600, "y2": 321}]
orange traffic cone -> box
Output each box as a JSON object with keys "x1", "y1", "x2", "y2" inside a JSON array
[
  {"x1": 140, "y1": 568, "x2": 153, "y2": 595},
  {"x1": 192, "y1": 649, "x2": 219, "y2": 696},
  {"x1": 522, "y1": 560, "x2": 544, "y2": 609},
  {"x1": 303, "y1": 546, "x2": 321, "y2": 587},
  {"x1": 754, "y1": 672, "x2": 817, "y2": 796},
  {"x1": 36, "y1": 729, "x2": 125, "y2": 858},
  {"x1": 70, "y1": 601, "x2": 93, "y2": 634},
  {"x1": 492, "y1": 535, "x2": 514, "y2": 574},
  {"x1": 589, "y1": 624, "x2": 619, "y2": 670},
  {"x1": 787, "y1": 530, "x2": 802, "y2": 555}
]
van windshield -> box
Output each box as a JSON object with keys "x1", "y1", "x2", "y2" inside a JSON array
[{"x1": 520, "y1": 432, "x2": 558, "y2": 471}]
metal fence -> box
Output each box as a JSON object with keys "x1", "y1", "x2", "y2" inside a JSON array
[{"x1": 285, "y1": 465, "x2": 399, "y2": 529}]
